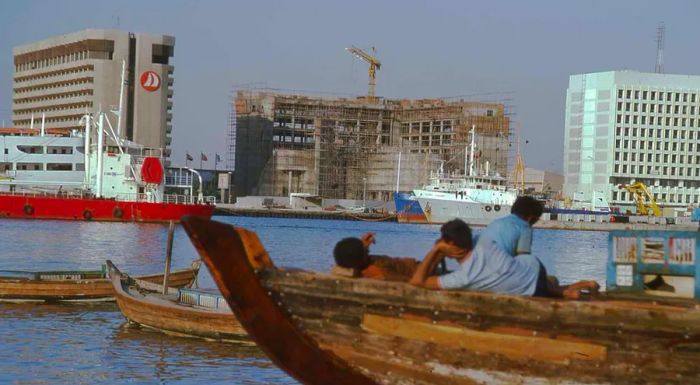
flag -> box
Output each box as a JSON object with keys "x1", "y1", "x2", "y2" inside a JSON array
[
  {"x1": 186, "y1": 152, "x2": 193, "y2": 161},
  {"x1": 215, "y1": 153, "x2": 222, "y2": 164},
  {"x1": 201, "y1": 152, "x2": 208, "y2": 162}
]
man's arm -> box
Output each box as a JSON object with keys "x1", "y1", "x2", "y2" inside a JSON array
[
  {"x1": 409, "y1": 244, "x2": 444, "y2": 289},
  {"x1": 516, "y1": 226, "x2": 533, "y2": 255}
]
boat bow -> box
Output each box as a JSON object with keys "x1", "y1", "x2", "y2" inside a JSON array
[{"x1": 182, "y1": 216, "x2": 378, "y2": 385}]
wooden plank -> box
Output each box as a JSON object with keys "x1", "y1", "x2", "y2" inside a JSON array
[{"x1": 361, "y1": 313, "x2": 607, "y2": 364}]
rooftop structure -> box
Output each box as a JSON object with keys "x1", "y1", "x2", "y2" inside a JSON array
[{"x1": 231, "y1": 90, "x2": 511, "y2": 200}]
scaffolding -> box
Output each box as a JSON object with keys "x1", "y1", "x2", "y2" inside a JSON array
[{"x1": 231, "y1": 89, "x2": 513, "y2": 200}]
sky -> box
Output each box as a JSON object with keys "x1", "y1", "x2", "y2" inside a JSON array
[{"x1": 1, "y1": 0, "x2": 699, "y2": 173}]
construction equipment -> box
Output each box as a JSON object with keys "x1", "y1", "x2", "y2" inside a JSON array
[
  {"x1": 346, "y1": 46, "x2": 381, "y2": 102},
  {"x1": 618, "y1": 182, "x2": 661, "y2": 216}
]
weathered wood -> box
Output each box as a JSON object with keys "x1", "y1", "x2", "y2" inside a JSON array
[
  {"x1": 182, "y1": 216, "x2": 378, "y2": 385},
  {"x1": 361, "y1": 313, "x2": 607, "y2": 364},
  {"x1": 183, "y1": 217, "x2": 700, "y2": 385},
  {"x1": 0, "y1": 261, "x2": 200, "y2": 302},
  {"x1": 107, "y1": 261, "x2": 247, "y2": 342}
]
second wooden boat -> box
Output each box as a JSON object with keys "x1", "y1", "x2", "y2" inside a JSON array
[
  {"x1": 183, "y1": 217, "x2": 700, "y2": 385},
  {"x1": 0, "y1": 261, "x2": 200, "y2": 302},
  {"x1": 107, "y1": 260, "x2": 247, "y2": 342}
]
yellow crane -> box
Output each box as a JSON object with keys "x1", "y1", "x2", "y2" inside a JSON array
[
  {"x1": 346, "y1": 46, "x2": 381, "y2": 102},
  {"x1": 511, "y1": 122, "x2": 525, "y2": 192},
  {"x1": 619, "y1": 182, "x2": 661, "y2": 216}
]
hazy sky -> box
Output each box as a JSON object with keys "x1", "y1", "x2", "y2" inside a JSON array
[{"x1": 1, "y1": 0, "x2": 699, "y2": 173}]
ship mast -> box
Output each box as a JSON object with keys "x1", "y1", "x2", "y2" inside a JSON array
[{"x1": 468, "y1": 124, "x2": 476, "y2": 177}]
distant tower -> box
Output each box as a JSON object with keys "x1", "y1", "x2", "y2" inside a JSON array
[{"x1": 655, "y1": 22, "x2": 665, "y2": 73}]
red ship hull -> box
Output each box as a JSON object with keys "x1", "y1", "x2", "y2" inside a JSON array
[{"x1": 0, "y1": 194, "x2": 215, "y2": 223}]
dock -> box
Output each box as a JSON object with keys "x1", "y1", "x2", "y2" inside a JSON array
[{"x1": 215, "y1": 205, "x2": 397, "y2": 222}]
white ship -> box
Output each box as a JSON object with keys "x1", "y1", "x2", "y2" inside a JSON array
[
  {"x1": 0, "y1": 123, "x2": 85, "y2": 192},
  {"x1": 395, "y1": 126, "x2": 518, "y2": 225}
]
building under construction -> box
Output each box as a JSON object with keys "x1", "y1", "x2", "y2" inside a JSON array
[{"x1": 231, "y1": 90, "x2": 511, "y2": 201}]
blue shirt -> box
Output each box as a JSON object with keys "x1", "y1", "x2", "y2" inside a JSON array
[
  {"x1": 477, "y1": 214, "x2": 532, "y2": 256},
  {"x1": 438, "y1": 241, "x2": 541, "y2": 296}
]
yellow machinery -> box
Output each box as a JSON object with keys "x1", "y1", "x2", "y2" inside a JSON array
[
  {"x1": 346, "y1": 46, "x2": 381, "y2": 102},
  {"x1": 619, "y1": 182, "x2": 661, "y2": 216}
]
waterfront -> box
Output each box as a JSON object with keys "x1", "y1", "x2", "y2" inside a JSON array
[{"x1": 0, "y1": 216, "x2": 607, "y2": 384}]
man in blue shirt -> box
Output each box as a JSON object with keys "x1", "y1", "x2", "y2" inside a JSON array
[
  {"x1": 410, "y1": 219, "x2": 599, "y2": 298},
  {"x1": 478, "y1": 196, "x2": 543, "y2": 256}
]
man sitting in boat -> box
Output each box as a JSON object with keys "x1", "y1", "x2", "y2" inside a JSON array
[
  {"x1": 409, "y1": 219, "x2": 599, "y2": 299},
  {"x1": 333, "y1": 232, "x2": 419, "y2": 282},
  {"x1": 478, "y1": 196, "x2": 542, "y2": 256}
]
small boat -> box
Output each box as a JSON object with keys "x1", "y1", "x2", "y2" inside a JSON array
[
  {"x1": 0, "y1": 261, "x2": 201, "y2": 302},
  {"x1": 107, "y1": 260, "x2": 247, "y2": 342},
  {"x1": 182, "y1": 217, "x2": 700, "y2": 385}
]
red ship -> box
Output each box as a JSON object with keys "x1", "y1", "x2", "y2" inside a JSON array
[
  {"x1": 0, "y1": 112, "x2": 215, "y2": 223},
  {"x1": 0, "y1": 192, "x2": 214, "y2": 223}
]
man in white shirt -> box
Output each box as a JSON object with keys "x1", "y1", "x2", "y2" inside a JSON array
[{"x1": 410, "y1": 219, "x2": 599, "y2": 299}]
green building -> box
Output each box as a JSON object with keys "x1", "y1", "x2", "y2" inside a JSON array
[{"x1": 564, "y1": 71, "x2": 700, "y2": 212}]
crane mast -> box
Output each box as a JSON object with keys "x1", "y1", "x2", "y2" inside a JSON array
[{"x1": 346, "y1": 46, "x2": 381, "y2": 102}]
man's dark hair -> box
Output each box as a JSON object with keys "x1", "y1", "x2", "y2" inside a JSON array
[
  {"x1": 440, "y1": 219, "x2": 473, "y2": 250},
  {"x1": 333, "y1": 237, "x2": 370, "y2": 270},
  {"x1": 511, "y1": 196, "x2": 543, "y2": 220}
]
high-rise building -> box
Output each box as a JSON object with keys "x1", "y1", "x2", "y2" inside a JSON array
[
  {"x1": 564, "y1": 71, "x2": 700, "y2": 211},
  {"x1": 232, "y1": 90, "x2": 511, "y2": 199},
  {"x1": 12, "y1": 29, "x2": 175, "y2": 158}
]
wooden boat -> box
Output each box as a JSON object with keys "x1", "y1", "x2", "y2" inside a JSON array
[
  {"x1": 107, "y1": 260, "x2": 247, "y2": 342},
  {"x1": 0, "y1": 261, "x2": 201, "y2": 302},
  {"x1": 182, "y1": 217, "x2": 700, "y2": 385}
]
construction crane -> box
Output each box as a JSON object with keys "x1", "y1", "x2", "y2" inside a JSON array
[
  {"x1": 619, "y1": 182, "x2": 662, "y2": 216},
  {"x1": 511, "y1": 122, "x2": 525, "y2": 192},
  {"x1": 346, "y1": 46, "x2": 381, "y2": 102}
]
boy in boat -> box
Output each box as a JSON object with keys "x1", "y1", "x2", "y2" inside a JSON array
[
  {"x1": 333, "y1": 232, "x2": 419, "y2": 282},
  {"x1": 477, "y1": 196, "x2": 543, "y2": 256},
  {"x1": 410, "y1": 219, "x2": 599, "y2": 299}
]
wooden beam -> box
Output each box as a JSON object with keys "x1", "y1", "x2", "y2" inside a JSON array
[{"x1": 361, "y1": 314, "x2": 607, "y2": 364}]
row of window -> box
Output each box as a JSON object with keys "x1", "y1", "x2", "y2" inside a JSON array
[
  {"x1": 14, "y1": 89, "x2": 93, "y2": 105},
  {"x1": 13, "y1": 145, "x2": 75, "y2": 155},
  {"x1": 618, "y1": 89, "x2": 699, "y2": 103},
  {"x1": 617, "y1": 102, "x2": 700, "y2": 115},
  {"x1": 14, "y1": 77, "x2": 94, "y2": 95},
  {"x1": 615, "y1": 126, "x2": 700, "y2": 139},
  {"x1": 0, "y1": 162, "x2": 78, "y2": 171},
  {"x1": 613, "y1": 191, "x2": 700, "y2": 205},
  {"x1": 613, "y1": 164, "x2": 699, "y2": 177},
  {"x1": 14, "y1": 101, "x2": 93, "y2": 115},
  {"x1": 14, "y1": 65, "x2": 94, "y2": 84},
  {"x1": 14, "y1": 114, "x2": 83, "y2": 126},
  {"x1": 402, "y1": 135, "x2": 453, "y2": 147},
  {"x1": 15, "y1": 51, "x2": 112, "y2": 73},
  {"x1": 615, "y1": 152, "x2": 697, "y2": 164},
  {"x1": 613, "y1": 139, "x2": 696, "y2": 152},
  {"x1": 616, "y1": 114, "x2": 699, "y2": 127}
]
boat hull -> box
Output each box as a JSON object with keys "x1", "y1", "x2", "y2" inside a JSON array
[
  {"x1": 0, "y1": 194, "x2": 214, "y2": 223},
  {"x1": 395, "y1": 192, "x2": 513, "y2": 225},
  {"x1": 416, "y1": 196, "x2": 511, "y2": 226},
  {"x1": 183, "y1": 218, "x2": 700, "y2": 385},
  {"x1": 393, "y1": 192, "x2": 429, "y2": 223},
  {"x1": 0, "y1": 263, "x2": 200, "y2": 302},
  {"x1": 108, "y1": 262, "x2": 247, "y2": 342}
]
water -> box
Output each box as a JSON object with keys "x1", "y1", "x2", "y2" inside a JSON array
[{"x1": 0, "y1": 216, "x2": 608, "y2": 384}]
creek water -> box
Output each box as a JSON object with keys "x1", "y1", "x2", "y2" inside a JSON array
[{"x1": 0, "y1": 216, "x2": 607, "y2": 384}]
